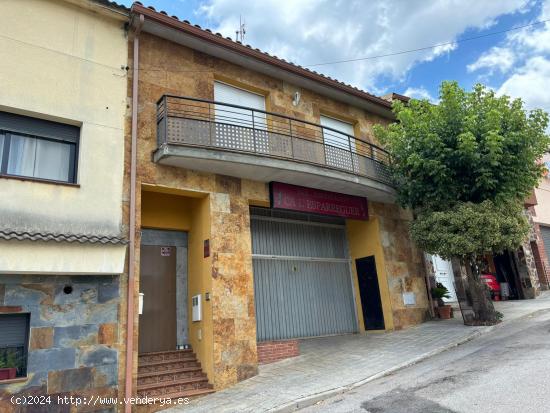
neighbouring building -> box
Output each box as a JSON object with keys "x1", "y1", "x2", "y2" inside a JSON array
[
  {"x1": 480, "y1": 202, "x2": 543, "y2": 301},
  {"x1": 531, "y1": 154, "x2": 550, "y2": 290},
  {"x1": 123, "y1": 2, "x2": 431, "y2": 400},
  {"x1": 0, "y1": 0, "x2": 128, "y2": 411}
]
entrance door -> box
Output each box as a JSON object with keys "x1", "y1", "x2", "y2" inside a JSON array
[
  {"x1": 139, "y1": 245, "x2": 177, "y2": 353},
  {"x1": 356, "y1": 256, "x2": 385, "y2": 330},
  {"x1": 431, "y1": 255, "x2": 457, "y2": 302}
]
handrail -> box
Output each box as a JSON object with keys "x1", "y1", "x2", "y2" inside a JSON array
[
  {"x1": 156, "y1": 95, "x2": 393, "y2": 186},
  {"x1": 157, "y1": 94, "x2": 390, "y2": 155}
]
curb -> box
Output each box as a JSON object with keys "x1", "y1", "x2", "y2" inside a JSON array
[{"x1": 268, "y1": 306, "x2": 550, "y2": 413}]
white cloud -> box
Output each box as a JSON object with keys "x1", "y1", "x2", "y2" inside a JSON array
[
  {"x1": 467, "y1": 1, "x2": 550, "y2": 117},
  {"x1": 198, "y1": 0, "x2": 530, "y2": 92},
  {"x1": 467, "y1": 46, "x2": 516, "y2": 74},
  {"x1": 498, "y1": 56, "x2": 550, "y2": 112},
  {"x1": 403, "y1": 87, "x2": 437, "y2": 103}
]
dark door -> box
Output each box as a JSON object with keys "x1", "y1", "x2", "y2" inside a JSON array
[
  {"x1": 356, "y1": 256, "x2": 385, "y2": 330},
  {"x1": 139, "y1": 245, "x2": 177, "y2": 353}
]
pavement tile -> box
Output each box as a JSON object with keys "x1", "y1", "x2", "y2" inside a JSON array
[{"x1": 167, "y1": 293, "x2": 550, "y2": 413}]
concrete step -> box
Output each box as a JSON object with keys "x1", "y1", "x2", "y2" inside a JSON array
[
  {"x1": 139, "y1": 350, "x2": 195, "y2": 364},
  {"x1": 138, "y1": 365, "x2": 204, "y2": 380},
  {"x1": 139, "y1": 355, "x2": 198, "y2": 367},
  {"x1": 138, "y1": 368, "x2": 207, "y2": 387}
]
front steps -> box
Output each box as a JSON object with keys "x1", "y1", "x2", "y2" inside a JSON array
[{"x1": 137, "y1": 349, "x2": 214, "y2": 406}]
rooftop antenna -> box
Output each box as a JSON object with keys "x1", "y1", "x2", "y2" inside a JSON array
[{"x1": 235, "y1": 15, "x2": 246, "y2": 43}]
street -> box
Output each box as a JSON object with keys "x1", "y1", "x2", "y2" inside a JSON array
[{"x1": 301, "y1": 309, "x2": 550, "y2": 413}]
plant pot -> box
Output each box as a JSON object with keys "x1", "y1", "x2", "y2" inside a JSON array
[
  {"x1": 437, "y1": 305, "x2": 452, "y2": 320},
  {"x1": 0, "y1": 367, "x2": 17, "y2": 380}
]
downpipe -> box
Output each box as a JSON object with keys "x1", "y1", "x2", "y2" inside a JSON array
[{"x1": 125, "y1": 13, "x2": 144, "y2": 413}]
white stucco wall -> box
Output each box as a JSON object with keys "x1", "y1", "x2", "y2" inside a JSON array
[{"x1": 0, "y1": 0, "x2": 128, "y2": 273}]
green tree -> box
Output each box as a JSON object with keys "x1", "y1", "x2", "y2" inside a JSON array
[{"x1": 375, "y1": 81, "x2": 549, "y2": 325}]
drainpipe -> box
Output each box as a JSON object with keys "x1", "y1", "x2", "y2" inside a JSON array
[{"x1": 125, "y1": 13, "x2": 144, "y2": 413}]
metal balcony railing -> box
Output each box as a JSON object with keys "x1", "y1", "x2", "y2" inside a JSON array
[{"x1": 156, "y1": 95, "x2": 393, "y2": 186}]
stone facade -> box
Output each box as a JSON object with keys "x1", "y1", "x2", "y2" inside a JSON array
[
  {"x1": 530, "y1": 221, "x2": 550, "y2": 290},
  {"x1": 0, "y1": 274, "x2": 121, "y2": 412},
  {"x1": 519, "y1": 208, "x2": 541, "y2": 298},
  {"x1": 128, "y1": 31, "x2": 430, "y2": 392},
  {"x1": 369, "y1": 202, "x2": 430, "y2": 329}
]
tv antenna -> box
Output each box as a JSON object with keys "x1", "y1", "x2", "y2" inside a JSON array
[{"x1": 235, "y1": 16, "x2": 246, "y2": 43}]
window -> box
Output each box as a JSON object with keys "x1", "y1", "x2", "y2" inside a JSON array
[
  {"x1": 320, "y1": 115, "x2": 355, "y2": 149},
  {"x1": 0, "y1": 111, "x2": 79, "y2": 183},
  {"x1": 214, "y1": 81, "x2": 267, "y2": 129},
  {"x1": 0, "y1": 314, "x2": 30, "y2": 380}
]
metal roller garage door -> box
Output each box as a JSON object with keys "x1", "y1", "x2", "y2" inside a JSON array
[
  {"x1": 540, "y1": 226, "x2": 550, "y2": 265},
  {"x1": 251, "y1": 208, "x2": 358, "y2": 341}
]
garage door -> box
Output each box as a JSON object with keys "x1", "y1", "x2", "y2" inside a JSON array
[
  {"x1": 540, "y1": 226, "x2": 550, "y2": 265},
  {"x1": 251, "y1": 208, "x2": 358, "y2": 341}
]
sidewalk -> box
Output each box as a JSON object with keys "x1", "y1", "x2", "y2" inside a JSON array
[{"x1": 168, "y1": 292, "x2": 550, "y2": 413}]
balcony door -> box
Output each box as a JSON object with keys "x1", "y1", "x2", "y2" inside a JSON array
[
  {"x1": 320, "y1": 115, "x2": 355, "y2": 171},
  {"x1": 213, "y1": 81, "x2": 266, "y2": 151}
]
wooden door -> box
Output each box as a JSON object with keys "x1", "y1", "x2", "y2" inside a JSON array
[
  {"x1": 356, "y1": 256, "x2": 385, "y2": 330},
  {"x1": 139, "y1": 245, "x2": 177, "y2": 353}
]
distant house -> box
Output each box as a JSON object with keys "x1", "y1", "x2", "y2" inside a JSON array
[{"x1": 530, "y1": 155, "x2": 550, "y2": 290}]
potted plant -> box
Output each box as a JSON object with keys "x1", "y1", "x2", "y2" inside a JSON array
[
  {"x1": 431, "y1": 282, "x2": 452, "y2": 319},
  {"x1": 0, "y1": 349, "x2": 20, "y2": 381}
]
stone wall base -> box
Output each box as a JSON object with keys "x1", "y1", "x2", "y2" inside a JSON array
[{"x1": 257, "y1": 340, "x2": 299, "y2": 364}]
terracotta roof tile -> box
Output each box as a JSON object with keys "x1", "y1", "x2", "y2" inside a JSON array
[
  {"x1": 0, "y1": 229, "x2": 127, "y2": 245},
  {"x1": 131, "y1": 2, "x2": 392, "y2": 111}
]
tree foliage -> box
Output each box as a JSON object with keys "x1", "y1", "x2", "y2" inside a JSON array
[
  {"x1": 374, "y1": 81, "x2": 548, "y2": 259},
  {"x1": 410, "y1": 200, "x2": 530, "y2": 260},
  {"x1": 375, "y1": 82, "x2": 549, "y2": 212}
]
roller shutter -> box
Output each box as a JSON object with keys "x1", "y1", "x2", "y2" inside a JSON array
[{"x1": 251, "y1": 208, "x2": 358, "y2": 341}]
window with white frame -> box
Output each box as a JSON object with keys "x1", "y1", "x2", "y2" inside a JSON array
[{"x1": 0, "y1": 111, "x2": 79, "y2": 183}]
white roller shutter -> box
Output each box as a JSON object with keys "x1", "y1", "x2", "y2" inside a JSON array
[
  {"x1": 214, "y1": 81, "x2": 266, "y2": 128},
  {"x1": 320, "y1": 115, "x2": 354, "y2": 149}
]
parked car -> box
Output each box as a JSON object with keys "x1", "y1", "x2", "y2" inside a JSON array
[{"x1": 481, "y1": 273, "x2": 501, "y2": 300}]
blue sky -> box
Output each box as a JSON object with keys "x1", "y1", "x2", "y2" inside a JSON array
[{"x1": 121, "y1": 0, "x2": 550, "y2": 112}]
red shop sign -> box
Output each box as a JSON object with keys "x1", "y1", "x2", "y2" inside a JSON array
[{"x1": 270, "y1": 182, "x2": 368, "y2": 220}]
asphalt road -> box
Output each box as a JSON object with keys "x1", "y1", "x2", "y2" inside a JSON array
[{"x1": 300, "y1": 310, "x2": 550, "y2": 413}]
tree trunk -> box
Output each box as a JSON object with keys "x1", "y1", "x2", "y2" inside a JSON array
[{"x1": 451, "y1": 256, "x2": 499, "y2": 326}]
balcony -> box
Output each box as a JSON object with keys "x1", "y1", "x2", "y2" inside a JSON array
[{"x1": 154, "y1": 96, "x2": 395, "y2": 201}]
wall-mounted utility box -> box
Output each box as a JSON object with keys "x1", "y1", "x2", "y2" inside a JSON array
[
  {"x1": 192, "y1": 294, "x2": 202, "y2": 322},
  {"x1": 403, "y1": 292, "x2": 416, "y2": 306}
]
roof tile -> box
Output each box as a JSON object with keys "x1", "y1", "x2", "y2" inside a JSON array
[{"x1": 0, "y1": 230, "x2": 127, "y2": 245}]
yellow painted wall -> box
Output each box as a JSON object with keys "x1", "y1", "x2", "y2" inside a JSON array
[
  {"x1": 141, "y1": 191, "x2": 193, "y2": 231},
  {"x1": 0, "y1": 0, "x2": 128, "y2": 274},
  {"x1": 346, "y1": 218, "x2": 395, "y2": 332},
  {"x1": 140, "y1": 190, "x2": 215, "y2": 383},
  {"x1": 186, "y1": 195, "x2": 214, "y2": 383}
]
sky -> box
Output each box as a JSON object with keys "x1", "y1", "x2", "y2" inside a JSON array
[{"x1": 120, "y1": 0, "x2": 550, "y2": 114}]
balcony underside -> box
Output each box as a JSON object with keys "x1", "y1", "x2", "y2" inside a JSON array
[{"x1": 153, "y1": 144, "x2": 396, "y2": 203}]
